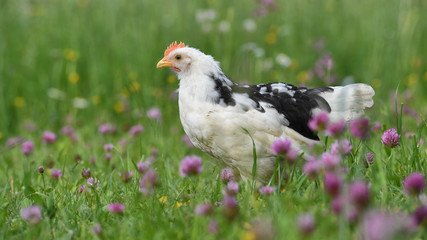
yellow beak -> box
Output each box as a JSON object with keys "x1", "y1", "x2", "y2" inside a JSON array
[{"x1": 156, "y1": 58, "x2": 173, "y2": 68}]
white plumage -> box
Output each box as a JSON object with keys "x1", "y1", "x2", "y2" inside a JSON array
[{"x1": 157, "y1": 42, "x2": 375, "y2": 184}]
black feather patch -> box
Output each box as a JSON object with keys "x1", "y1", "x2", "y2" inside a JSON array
[
  {"x1": 210, "y1": 73, "x2": 236, "y2": 106},
  {"x1": 208, "y1": 73, "x2": 333, "y2": 141}
]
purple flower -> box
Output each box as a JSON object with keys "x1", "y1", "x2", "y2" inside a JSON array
[
  {"x1": 207, "y1": 220, "x2": 219, "y2": 234},
  {"x1": 87, "y1": 177, "x2": 99, "y2": 187},
  {"x1": 99, "y1": 124, "x2": 116, "y2": 135},
  {"x1": 372, "y1": 122, "x2": 382, "y2": 131},
  {"x1": 108, "y1": 203, "x2": 125, "y2": 213},
  {"x1": 360, "y1": 211, "x2": 412, "y2": 240},
  {"x1": 103, "y1": 143, "x2": 114, "y2": 152},
  {"x1": 61, "y1": 126, "x2": 77, "y2": 142},
  {"x1": 349, "y1": 181, "x2": 370, "y2": 209},
  {"x1": 139, "y1": 169, "x2": 159, "y2": 195},
  {"x1": 324, "y1": 173, "x2": 341, "y2": 197},
  {"x1": 350, "y1": 118, "x2": 370, "y2": 140},
  {"x1": 51, "y1": 169, "x2": 62, "y2": 179},
  {"x1": 81, "y1": 168, "x2": 90, "y2": 178},
  {"x1": 223, "y1": 195, "x2": 238, "y2": 220},
  {"x1": 312, "y1": 38, "x2": 326, "y2": 52},
  {"x1": 223, "y1": 181, "x2": 239, "y2": 196},
  {"x1": 308, "y1": 111, "x2": 329, "y2": 132},
  {"x1": 297, "y1": 213, "x2": 315, "y2": 235},
  {"x1": 119, "y1": 171, "x2": 134, "y2": 183},
  {"x1": 413, "y1": 206, "x2": 427, "y2": 227},
  {"x1": 259, "y1": 186, "x2": 276, "y2": 195},
  {"x1": 181, "y1": 134, "x2": 194, "y2": 148},
  {"x1": 320, "y1": 152, "x2": 341, "y2": 170},
  {"x1": 331, "y1": 197, "x2": 343, "y2": 214},
  {"x1": 137, "y1": 161, "x2": 150, "y2": 174},
  {"x1": 195, "y1": 203, "x2": 213, "y2": 216},
  {"x1": 326, "y1": 120, "x2": 346, "y2": 138},
  {"x1": 147, "y1": 107, "x2": 162, "y2": 123},
  {"x1": 179, "y1": 155, "x2": 203, "y2": 177},
  {"x1": 119, "y1": 138, "x2": 126, "y2": 148},
  {"x1": 403, "y1": 172, "x2": 425, "y2": 196},
  {"x1": 91, "y1": 223, "x2": 102, "y2": 236},
  {"x1": 381, "y1": 128, "x2": 400, "y2": 148},
  {"x1": 259, "y1": 0, "x2": 276, "y2": 6},
  {"x1": 79, "y1": 184, "x2": 90, "y2": 194},
  {"x1": 129, "y1": 124, "x2": 144, "y2": 137},
  {"x1": 7, "y1": 137, "x2": 22, "y2": 148},
  {"x1": 38, "y1": 166, "x2": 44, "y2": 174},
  {"x1": 220, "y1": 168, "x2": 235, "y2": 183},
  {"x1": 21, "y1": 141, "x2": 34, "y2": 155},
  {"x1": 42, "y1": 131, "x2": 56, "y2": 144},
  {"x1": 303, "y1": 160, "x2": 322, "y2": 180},
  {"x1": 330, "y1": 139, "x2": 353, "y2": 156},
  {"x1": 20, "y1": 206, "x2": 42, "y2": 225},
  {"x1": 271, "y1": 138, "x2": 292, "y2": 155},
  {"x1": 364, "y1": 153, "x2": 374, "y2": 166},
  {"x1": 89, "y1": 156, "x2": 95, "y2": 165},
  {"x1": 61, "y1": 125, "x2": 75, "y2": 135},
  {"x1": 271, "y1": 138, "x2": 299, "y2": 162}
]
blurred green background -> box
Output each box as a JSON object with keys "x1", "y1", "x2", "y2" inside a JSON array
[{"x1": 1, "y1": 0, "x2": 426, "y2": 135}]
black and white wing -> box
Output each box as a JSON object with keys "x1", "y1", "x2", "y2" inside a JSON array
[{"x1": 231, "y1": 82, "x2": 333, "y2": 141}]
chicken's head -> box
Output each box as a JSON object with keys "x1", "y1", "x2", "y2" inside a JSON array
[{"x1": 157, "y1": 42, "x2": 217, "y2": 76}]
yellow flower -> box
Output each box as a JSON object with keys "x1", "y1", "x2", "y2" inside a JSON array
[
  {"x1": 77, "y1": 0, "x2": 89, "y2": 8},
  {"x1": 297, "y1": 71, "x2": 309, "y2": 84},
  {"x1": 241, "y1": 231, "x2": 256, "y2": 240},
  {"x1": 159, "y1": 196, "x2": 168, "y2": 203},
  {"x1": 176, "y1": 202, "x2": 183, "y2": 208},
  {"x1": 121, "y1": 88, "x2": 130, "y2": 98},
  {"x1": 92, "y1": 95, "x2": 101, "y2": 105},
  {"x1": 290, "y1": 60, "x2": 299, "y2": 71},
  {"x1": 129, "y1": 81, "x2": 140, "y2": 92},
  {"x1": 167, "y1": 75, "x2": 177, "y2": 84},
  {"x1": 265, "y1": 32, "x2": 277, "y2": 45},
  {"x1": 63, "y1": 49, "x2": 79, "y2": 62},
  {"x1": 114, "y1": 101, "x2": 126, "y2": 113},
  {"x1": 68, "y1": 72, "x2": 80, "y2": 84},
  {"x1": 243, "y1": 222, "x2": 252, "y2": 229},
  {"x1": 128, "y1": 71, "x2": 138, "y2": 81},
  {"x1": 269, "y1": 71, "x2": 279, "y2": 81},
  {"x1": 372, "y1": 78, "x2": 381, "y2": 88},
  {"x1": 151, "y1": 88, "x2": 163, "y2": 97},
  {"x1": 411, "y1": 57, "x2": 422, "y2": 69},
  {"x1": 405, "y1": 73, "x2": 418, "y2": 87},
  {"x1": 269, "y1": 24, "x2": 280, "y2": 34},
  {"x1": 14, "y1": 97, "x2": 26, "y2": 108}
]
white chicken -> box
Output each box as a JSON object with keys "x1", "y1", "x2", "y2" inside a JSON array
[{"x1": 157, "y1": 42, "x2": 374, "y2": 184}]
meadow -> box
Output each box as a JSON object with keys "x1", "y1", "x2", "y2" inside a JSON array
[{"x1": 1, "y1": 0, "x2": 427, "y2": 239}]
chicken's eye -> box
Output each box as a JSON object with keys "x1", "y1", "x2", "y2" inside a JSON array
[{"x1": 175, "y1": 55, "x2": 182, "y2": 60}]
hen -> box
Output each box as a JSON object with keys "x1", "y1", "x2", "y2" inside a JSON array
[{"x1": 157, "y1": 42, "x2": 374, "y2": 184}]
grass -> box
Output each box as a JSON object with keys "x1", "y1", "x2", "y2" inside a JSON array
[{"x1": 1, "y1": 0, "x2": 427, "y2": 239}]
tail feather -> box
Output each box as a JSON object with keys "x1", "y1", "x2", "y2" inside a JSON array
[{"x1": 319, "y1": 83, "x2": 375, "y2": 122}]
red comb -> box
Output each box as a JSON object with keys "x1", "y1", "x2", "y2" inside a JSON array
[{"x1": 164, "y1": 41, "x2": 186, "y2": 57}]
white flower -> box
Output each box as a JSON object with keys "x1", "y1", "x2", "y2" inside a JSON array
[
  {"x1": 218, "y1": 20, "x2": 230, "y2": 33},
  {"x1": 47, "y1": 88, "x2": 65, "y2": 100},
  {"x1": 262, "y1": 58, "x2": 274, "y2": 72},
  {"x1": 276, "y1": 53, "x2": 292, "y2": 67},
  {"x1": 195, "y1": 9, "x2": 217, "y2": 23},
  {"x1": 72, "y1": 97, "x2": 89, "y2": 109},
  {"x1": 243, "y1": 19, "x2": 256, "y2": 32}
]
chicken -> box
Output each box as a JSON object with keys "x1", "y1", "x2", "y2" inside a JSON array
[{"x1": 157, "y1": 42, "x2": 375, "y2": 184}]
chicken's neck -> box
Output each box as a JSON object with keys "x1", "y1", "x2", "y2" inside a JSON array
[{"x1": 178, "y1": 70, "x2": 237, "y2": 108}]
